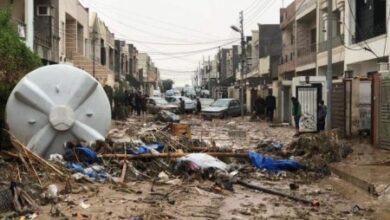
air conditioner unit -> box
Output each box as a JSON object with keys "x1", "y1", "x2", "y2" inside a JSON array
[
  {"x1": 37, "y1": 5, "x2": 51, "y2": 16},
  {"x1": 17, "y1": 24, "x2": 26, "y2": 39}
]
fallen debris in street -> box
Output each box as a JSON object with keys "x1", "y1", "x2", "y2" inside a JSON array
[{"x1": 0, "y1": 116, "x2": 375, "y2": 219}]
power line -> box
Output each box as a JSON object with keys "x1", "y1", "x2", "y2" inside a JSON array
[
  {"x1": 245, "y1": 1, "x2": 276, "y2": 27},
  {"x1": 243, "y1": 0, "x2": 262, "y2": 13},
  {"x1": 82, "y1": 0, "x2": 223, "y2": 41},
  {"x1": 345, "y1": 0, "x2": 378, "y2": 58},
  {"x1": 86, "y1": 4, "x2": 217, "y2": 44},
  {"x1": 244, "y1": 0, "x2": 267, "y2": 19}
]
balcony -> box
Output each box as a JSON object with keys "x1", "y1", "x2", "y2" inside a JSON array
[
  {"x1": 280, "y1": 2, "x2": 296, "y2": 29},
  {"x1": 318, "y1": 35, "x2": 344, "y2": 52},
  {"x1": 297, "y1": 43, "x2": 316, "y2": 66},
  {"x1": 279, "y1": 60, "x2": 296, "y2": 74},
  {"x1": 296, "y1": 0, "x2": 316, "y2": 20}
]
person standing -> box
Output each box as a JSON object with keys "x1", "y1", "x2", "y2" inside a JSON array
[
  {"x1": 255, "y1": 95, "x2": 266, "y2": 119},
  {"x1": 265, "y1": 91, "x2": 276, "y2": 122},
  {"x1": 134, "y1": 92, "x2": 142, "y2": 116},
  {"x1": 196, "y1": 97, "x2": 202, "y2": 114},
  {"x1": 141, "y1": 94, "x2": 148, "y2": 116},
  {"x1": 291, "y1": 97, "x2": 302, "y2": 135},
  {"x1": 128, "y1": 92, "x2": 134, "y2": 116},
  {"x1": 179, "y1": 98, "x2": 186, "y2": 114},
  {"x1": 317, "y1": 100, "x2": 327, "y2": 132}
]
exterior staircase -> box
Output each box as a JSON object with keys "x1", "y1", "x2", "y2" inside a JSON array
[{"x1": 69, "y1": 51, "x2": 115, "y2": 87}]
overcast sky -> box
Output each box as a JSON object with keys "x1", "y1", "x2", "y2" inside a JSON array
[{"x1": 80, "y1": 0, "x2": 293, "y2": 87}]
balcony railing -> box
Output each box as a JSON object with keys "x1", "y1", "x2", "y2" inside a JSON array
[
  {"x1": 318, "y1": 34, "x2": 344, "y2": 52},
  {"x1": 278, "y1": 60, "x2": 296, "y2": 74},
  {"x1": 297, "y1": 43, "x2": 316, "y2": 66}
]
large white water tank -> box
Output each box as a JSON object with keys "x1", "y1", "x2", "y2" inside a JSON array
[{"x1": 6, "y1": 64, "x2": 111, "y2": 158}]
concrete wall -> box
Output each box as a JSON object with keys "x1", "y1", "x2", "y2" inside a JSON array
[
  {"x1": 58, "y1": 0, "x2": 89, "y2": 58},
  {"x1": 0, "y1": 0, "x2": 24, "y2": 23}
]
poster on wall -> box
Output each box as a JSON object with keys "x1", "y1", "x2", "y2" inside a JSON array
[{"x1": 297, "y1": 87, "x2": 318, "y2": 132}]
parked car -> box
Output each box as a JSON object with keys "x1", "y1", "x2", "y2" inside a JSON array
[
  {"x1": 165, "y1": 89, "x2": 180, "y2": 97},
  {"x1": 165, "y1": 96, "x2": 196, "y2": 113},
  {"x1": 201, "y1": 98, "x2": 245, "y2": 119},
  {"x1": 146, "y1": 97, "x2": 178, "y2": 114},
  {"x1": 199, "y1": 98, "x2": 215, "y2": 109}
]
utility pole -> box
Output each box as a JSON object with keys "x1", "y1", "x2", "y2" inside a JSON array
[
  {"x1": 239, "y1": 11, "x2": 246, "y2": 119},
  {"x1": 92, "y1": 31, "x2": 97, "y2": 78},
  {"x1": 326, "y1": 0, "x2": 333, "y2": 130},
  {"x1": 208, "y1": 55, "x2": 211, "y2": 98}
]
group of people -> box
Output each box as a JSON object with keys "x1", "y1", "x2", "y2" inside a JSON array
[
  {"x1": 253, "y1": 91, "x2": 276, "y2": 122},
  {"x1": 126, "y1": 91, "x2": 149, "y2": 116},
  {"x1": 291, "y1": 97, "x2": 327, "y2": 135},
  {"x1": 252, "y1": 90, "x2": 328, "y2": 136}
]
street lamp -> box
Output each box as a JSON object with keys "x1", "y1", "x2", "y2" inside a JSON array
[{"x1": 231, "y1": 11, "x2": 245, "y2": 119}]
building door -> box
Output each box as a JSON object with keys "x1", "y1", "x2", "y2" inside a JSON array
[
  {"x1": 297, "y1": 86, "x2": 319, "y2": 132},
  {"x1": 331, "y1": 82, "x2": 346, "y2": 136},
  {"x1": 379, "y1": 78, "x2": 390, "y2": 149}
]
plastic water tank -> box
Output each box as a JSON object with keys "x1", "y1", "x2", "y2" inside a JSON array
[{"x1": 6, "y1": 64, "x2": 111, "y2": 158}]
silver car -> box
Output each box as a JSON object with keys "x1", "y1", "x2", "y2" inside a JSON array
[
  {"x1": 165, "y1": 96, "x2": 196, "y2": 113},
  {"x1": 146, "y1": 97, "x2": 178, "y2": 114},
  {"x1": 201, "y1": 98, "x2": 245, "y2": 119}
]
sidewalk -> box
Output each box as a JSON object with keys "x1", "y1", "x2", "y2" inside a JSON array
[{"x1": 328, "y1": 140, "x2": 390, "y2": 218}]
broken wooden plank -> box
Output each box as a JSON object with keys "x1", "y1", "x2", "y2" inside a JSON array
[{"x1": 101, "y1": 152, "x2": 249, "y2": 160}]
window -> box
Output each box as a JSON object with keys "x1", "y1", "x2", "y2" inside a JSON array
[{"x1": 37, "y1": 5, "x2": 50, "y2": 16}]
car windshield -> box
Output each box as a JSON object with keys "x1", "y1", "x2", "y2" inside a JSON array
[
  {"x1": 210, "y1": 99, "x2": 230, "y2": 107},
  {"x1": 154, "y1": 98, "x2": 168, "y2": 105}
]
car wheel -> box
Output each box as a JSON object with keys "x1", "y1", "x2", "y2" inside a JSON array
[{"x1": 220, "y1": 111, "x2": 228, "y2": 119}]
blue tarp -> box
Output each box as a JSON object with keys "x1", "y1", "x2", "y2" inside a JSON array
[
  {"x1": 127, "y1": 143, "x2": 164, "y2": 155},
  {"x1": 65, "y1": 162, "x2": 110, "y2": 182},
  {"x1": 64, "y1": 143, "x2": 99, "y2": 164},
  {"x1": 248, "y1": 151, "x2": 304, "y2": 172}
]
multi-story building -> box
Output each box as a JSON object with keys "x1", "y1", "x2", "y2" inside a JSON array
[
  {"x1": 0, "y1": 0, "x2": 60, "y2": 64},
  {"x1": 295, "y1": 0, "x2": 317, "y2": 76},
  {"x1": 137, "y1": 53, "x2": 159, "y2": 95}
]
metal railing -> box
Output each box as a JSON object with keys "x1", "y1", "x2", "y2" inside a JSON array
[{"x1": 318, "y1": 35, "x2": 344, "y2": 52}]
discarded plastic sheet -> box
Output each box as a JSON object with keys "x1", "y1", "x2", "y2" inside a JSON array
[
  {"x1": 64, "y1": 142, "x2": 99, "y2": 164},
  {"x1": 248, "y1": 151, "x2": 303, "y2": 172},
  {"x1": 65, "y1": 162, "x2": 111, "y2": 182},
  {"x1": 177, "y1": 153, "x2": 229, "y2": 171},
  {"x1": 127, "y1": 143, "x2": 164, "y2": 155}
]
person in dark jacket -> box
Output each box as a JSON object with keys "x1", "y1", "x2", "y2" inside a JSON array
[
  {"x1": 134, "y1": 92, "x2": 142, "y2": 116},
  {"x1": 254, "y1": 95, "x2": 266, "y2": 118},
  {"x1": 317, "y1": 100, "x2": 327, "y2": 132},
  {"x1": 179, "y1": 98, "x2": 185, "y2": 114},
  {"x1": 196, "y1": 98, "x2": 202, "y2": 114},
  {"x1": 265, "y1": 90, "x2": 276, "y2": 122},
  {"x1": 141, "y1": 95, "x2": 148, "y2": 116},
  {"x1": 291, "y1": 97, "x2": 302, "y2": 135}
]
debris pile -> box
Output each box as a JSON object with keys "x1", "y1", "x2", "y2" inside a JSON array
[
  {"x1": 0, "y1": 117, "x2": 361, "y2": 219},
  {"x1": 287, "y1": 130, "x2": 353, "y2": 176}
]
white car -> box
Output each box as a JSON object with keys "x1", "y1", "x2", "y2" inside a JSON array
[{"x1": 165, "y1": 96, "x2": 196, "y2": 113}]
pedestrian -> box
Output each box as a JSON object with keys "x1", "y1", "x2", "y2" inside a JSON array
[
  {"x1": 265, "y1": 90, "x2": 276, "y2": 122},
  {"x1": 128, "y1": 92, "x2": 134, "y2": 116},
  {"x1": 317, "y1": 100, "x2": 327, "y2": 132},
  {"x1": 141, "y1": 94, "x2": 148, "y2": 116},
  {"x1": 291, "y1": 97, "x2": 302, "y2": 136},
  {"x1": 134, "y1": 92, "x2": 142, "y2": 116},
  {"x1": 255, "y1": 95, "x2": 265, "y2": 119},
  {"x1": 179, "y1": 98, "x2": 185, "y2": 114},
  {"x1": 196, "y1": 97, "x2": 202, "y2": 114}
]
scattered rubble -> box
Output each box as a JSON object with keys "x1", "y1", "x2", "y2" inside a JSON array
[{"x1": 0, "y1": 116, "x2": 374, "y2": 219}]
